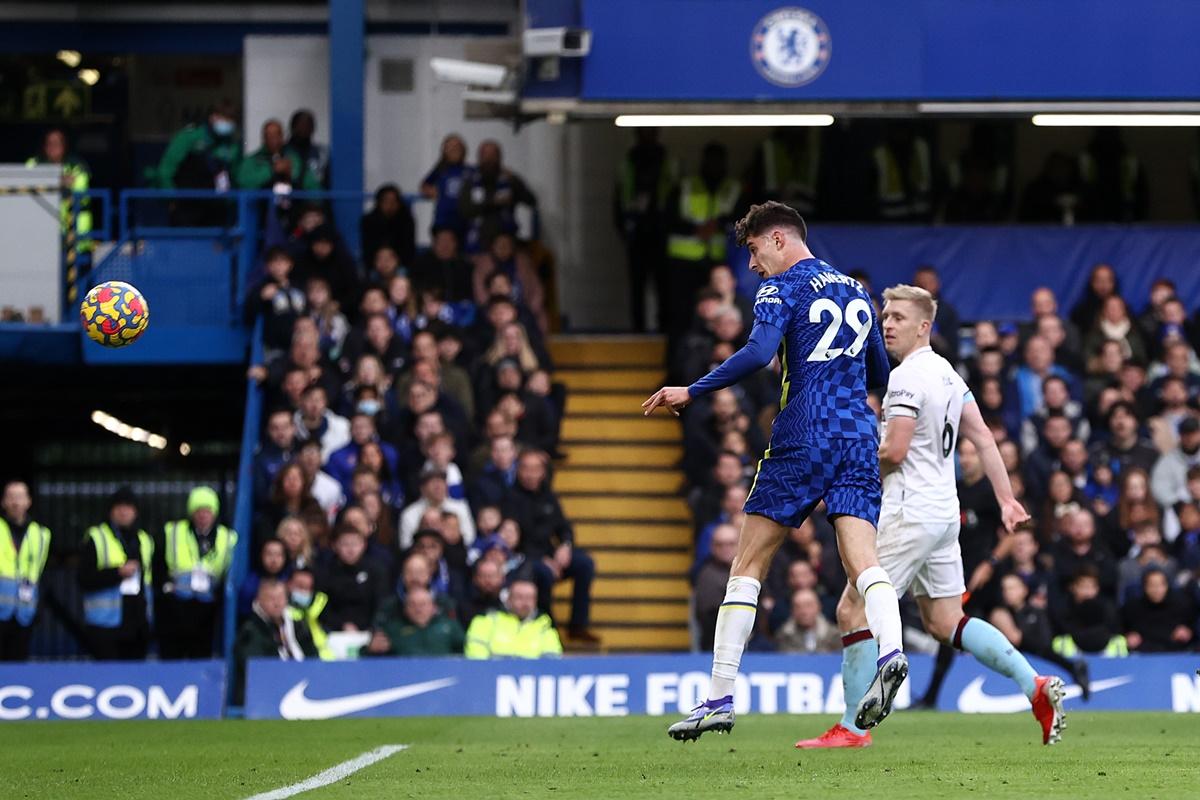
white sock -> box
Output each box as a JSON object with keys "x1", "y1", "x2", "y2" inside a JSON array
[
  {"x1": 855, "y1": 565, "x2": 903, "y2": 662},
  {"x1": 708, "y1": 576, "x2": 761, "y2": 699}
]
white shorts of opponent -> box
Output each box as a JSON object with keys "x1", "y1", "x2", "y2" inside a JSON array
[{"x1": 874, "y1": 511, "x2": 966, "y2": 600}]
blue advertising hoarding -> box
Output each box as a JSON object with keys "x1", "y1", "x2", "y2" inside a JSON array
[
  {"x1": 245, "y1": 653, "x2": 1200, "y2": 720},
  {"x1": 0, "y1": 661, "x2": 226, "y2": 721},
  {"x1": 580, "y1": 0, "x2": 1200, "y2": 101}
]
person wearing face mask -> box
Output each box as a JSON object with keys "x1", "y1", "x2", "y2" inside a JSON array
[
  {"x1": 0, "y1": 481, "x2": 52, "y2": 662},
  {"x1": 154, "y1": 487, "x2": 238, "y2": 659},
  {"x1": 78, "y1": 488, "x2": 154, "y2": 660},
  {"x1": 457, "y1": 140, "x2": 537, "y2": 253},
  {"x1": 286, "y1": 568, "x2": 331, "y2": 659},
  {"x1": 157, "y1": 99, "x2": 242, "y2": 227},
  {"x1": 233, "y1": 580, "x2": 317, "y2": 703}
]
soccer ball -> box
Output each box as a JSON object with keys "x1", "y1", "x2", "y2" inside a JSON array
[{"x1": 80, "y1": 281, "x2": 150, "y2": 347}]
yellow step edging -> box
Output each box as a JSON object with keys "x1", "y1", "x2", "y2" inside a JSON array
[
  {"x1": 553, "y1": 577, "x2": 691, "y2": 600},
  {"x1": 572, "y1": 522, "x2": 692, "y2": 547},
  {"x1": 561, "y1": 443, "x2": 681, "y2": 468},
  {"x1": 561, "y1": 495, "x2": 691, "y2": 521}
]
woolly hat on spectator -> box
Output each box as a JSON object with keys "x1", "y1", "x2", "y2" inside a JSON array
[
  {"x1": 108, "y1": 486, "x2": 138, "y2": 512},
  {"x1": 495, "y1": 357, "x2": 522, "y2": 375},
  {"x1": 187, "y1": 486, "x2": 220, "y2": 516},
  {"x1": 1180, "y1": 417, "x2": 1200, "y2": 436}
]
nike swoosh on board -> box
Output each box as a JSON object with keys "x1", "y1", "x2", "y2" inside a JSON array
[
  {"x1": 279, "y1": 677, "x2": 459, "y2": 720},
  {"x1": 956, "y1": 675, "x2": 1134, "y2": 713}
]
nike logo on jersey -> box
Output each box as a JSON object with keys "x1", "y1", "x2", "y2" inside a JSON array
[
  {"x1": 956, "y1": 675, "x2": 1133, "y2": 713},
  {"x1": 279, "y1": 677, "x2": 458, "y2": 720}
]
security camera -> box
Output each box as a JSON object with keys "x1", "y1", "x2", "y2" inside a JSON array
[
  {"x1": 430, "y1": 57, "x2": 510, "y2": 89},
  {"x1": 523, "y1": 27, "x2": 592, "y2": 58}
]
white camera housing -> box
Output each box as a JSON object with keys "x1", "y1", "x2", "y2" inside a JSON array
[
  {"x1": 522, "y1": 27, "x2": 592, "y2": 58},
  {"x1": 429, "y1": 57, "x2": 510, "y2": 89}
]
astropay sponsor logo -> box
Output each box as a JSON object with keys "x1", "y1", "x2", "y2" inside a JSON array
[
  {"x1": 956, "y1": 675, "x2": 1134, "y2": 713},
  {"x1": 0, "y1": 683, "x2": 199, "y2": 720},
  {"x1": 278, "y1": 677, "x2": 458, "y2": 720}
]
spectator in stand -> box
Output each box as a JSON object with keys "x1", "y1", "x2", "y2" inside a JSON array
[
  {"x1": 156, "y1": 487, "x2": 237, "y2": 659},
  {"x1": 254, "y1": 409, "x2": 296, "y2": 504},
  {"x1": 399, "y1": 467, "x2": 476, "y2": 551},
  {"x1": 1011, "y1": 335, "x2": 1076, "y2": 423},
  {"x1": 504, "y1": 449, "x2": 596, "y2": 643},
  {"x1": 458, "y1": 140, "x2": 537, "y2": 253},
  {"x1": 78, "y1": 487, "x2": 152, "y2": 661},
  {"x1": 464, "y1": 578, "x2": 561, "y2": 659},
  {"x1": 472, "y1": 232, "x2": 547, "y2": 334},
  {"x1": 420, "y1": 432, "x2": 466, "y2": 501},
  {"x1": 351, "y1": 312, "x2": 408, "y2": 377},
  {"x1": 689, "y1": 451, "x2": 747, "y2": 533},
  {"x1": 997, "y1": 529, "x2": 1053, "y2": 602},
  {"x1": 276, "y1": 516, "x2": 316, "y2": 572},
  {"x1": 238, "y1": 538, "x2": 288, "y2": 617},
  {"x1": 1033, "y1": 312, "x2": 1086, "y2": 377},
  {"x1": 369, "y1": 245, "x2": 402, "y2": 288},
  {"x1": 420, "y1": 133, "x2": 472, "y2": 236},
  {"x1": 156, "y1": 99, "x2": 241, "y2": 226},
  {"x1": 340, "y1": 354, "x2": 393, "y2": 419},
  {"x1": 325, "y1": 412, "x2": 399, "y2": 492},
  {"x1": 1116, "y1": 521, "x2": 1176, "y2": 599},
  {"x1": 1039, "y1": 471, "x2": 1085, "y2": 543},
  {"x1": 483, "y1": 321, "x2": 542, "y2": 379},
  {"x1": 1148, "y1": 377, "x2": 1197, "y2": 453},
  {"x1": 1053, "y1": 566, "x2": 1126, "y2": 656},
  {"x1": 265, "y1": 327, "x2": 340, "y2": 405},
  {"x1": 1070, "y1": 263, "x2": 1119, "y2": 335},
  {"x1": 237, "y1": 119, "x2": 319, "y2": 191},
  {"x1": 287, "y1": 109, "x2": 329, "y2": 188},
  {"x1": 774, "y1": 588, "x2": 840, "y2": 654},
  {"x1": 459, "y1": 559, "x2": 505, "y2": 628},
  {"x1": 399, "y1": 331, "x2": 474, "y2": 422},
  {"x1": 257, "y1": 461, "x2": 323, "y2": 541},
  {"x1": 1052, "y1": 509, "x2": 1118, "y2": 597},
  {"x1": 694, "y1": 523, "x2": 739, "y2": 651},
  {"x1": 1150, "y1": 341, "x2": 1200, "y2": 404},
  {"x1": 1020, "y1": 376, "x2": 1090, "y2": 457},
  {"x1": 1123, "y1": 568, "x2": 1194, "y2": 652},
  {"x1": 1136, "y1": 279, "x2": 1179, "y2": 349},
  {"x1": 366, "y1": 587, "x2": 464, "y2": 657},
  {"x1": 384, "y1": 273, "x2": 419, "y2": 347},
  {"x1": 495, "y1": 390, "x2": 557, "y2": 457},
  {"x1": 293, "y1": 224, "x2": 360, "y2": 309},
  {"x1": 354, "y1": 443, "x2": 404, "y2": 511},
  {"x1": 913, "y1": 265, "x2": 960, "y2": 363},
  {"x1": 1090, "y1": 401, "x2": 1159, "y2": 476},
  {"x1": 1151, "y1": 417, "x2": 1200, "y2": 533},
  {"x1": 361, "y1": 184, "x2": 416, "y2": 267},
  {"x1": 1085, "y1": 339, "x2": 1125, "y2": 408},
  {"x1": 708, "y1": 265, "x2": 754, "y2": 328},
  {"x1": 250, "y1": 247, "x2": 307, "y2": 353},
  {"x1": 469, "y1": 435, "x2": 518, "y2": 511},
  {"x1": 306, "y1": 276, "x2": 349, "y2": 362},
  {"x1": 410, "y1": 528, "x2": 467, "y2": 603},
  {"x1": 693, "y1": 485, "x2": 749, "y2": 576},
  {"x1": 991, "y1": 573, "x2": 1054, "y2": 656},
  {"x1": 317, "y1": 524, "x2": 388, "y2": 632},
  {"x1": 233, "y1": 580, "x2": 316, "y2": 702},
  {"x1": 1084, "y1": 295, "x2": 1148, "y2": 366},
  {"x1": 1024, "y1": 412, "x2": 1075, "y2": 503},
  {"x1": 294, "y1": 440, "x2": 343, "y2": 524}
]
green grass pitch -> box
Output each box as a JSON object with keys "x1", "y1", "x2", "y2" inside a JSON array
[{"x1": 1, "y1": 712, "x2": 1195, "y2": 799}]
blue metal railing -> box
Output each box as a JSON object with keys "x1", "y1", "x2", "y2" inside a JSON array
[{"x1": 225, "y1": 315, "x2": 265, "y2": 677}]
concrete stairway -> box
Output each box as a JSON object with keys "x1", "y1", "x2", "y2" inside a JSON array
[{"x1": 549, "y1": 335, "x2": 691, "y2": 651}]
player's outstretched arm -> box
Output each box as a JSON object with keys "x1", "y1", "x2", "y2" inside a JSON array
[
  {"x1": 642, "y1": 321, "x2": 782, "y2": 416},
  {"x1": 960, "y1": 399, "x2": 1030, "y2": 532}
]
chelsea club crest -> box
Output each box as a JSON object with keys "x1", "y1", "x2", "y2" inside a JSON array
[{"x1": 751, "y1": 7, "x2": 831, "y2": 87}]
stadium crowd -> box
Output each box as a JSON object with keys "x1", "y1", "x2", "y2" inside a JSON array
[
  {"x1": 679, "y1": 260, "x2": 1200, "y2": 667},
  {"x1": 0, "y1": 120, "x2": 596, "y2": 671}
]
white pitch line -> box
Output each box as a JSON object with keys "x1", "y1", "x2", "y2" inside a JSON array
[{"x1": 243, "y1": 744, "x2": 408, "y2": 800}]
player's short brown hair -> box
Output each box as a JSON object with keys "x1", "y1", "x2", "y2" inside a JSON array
[
  {"x1": 734, "y1": 201, "x2": 807, "y2": 246},
  {"x1": 882, "y1": 284, "x2": 938, "y2": 323}
]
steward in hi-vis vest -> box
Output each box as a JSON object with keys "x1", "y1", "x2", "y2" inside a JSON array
[
  {"x1": 154, "y1": 486, "x2": 238, "y2": 660},
  {"x1": 0, "y1": 481, "x2": 51, "y2": 662},
  {"x1": 78, "y1": 487, "x2": 153, "y2": 660}
]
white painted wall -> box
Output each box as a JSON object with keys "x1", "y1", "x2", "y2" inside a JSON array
[{"x1": 244, "y1": 33, "x2": 628, "y2": 328}]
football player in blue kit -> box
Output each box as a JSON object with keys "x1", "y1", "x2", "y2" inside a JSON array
[{"x1": 643, "y1": 201, "x2": 907, "y2": 741}]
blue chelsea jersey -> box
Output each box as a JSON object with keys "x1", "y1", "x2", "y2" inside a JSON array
[{"x1": 753, "y1": 258, "x2": 886, "y2": 453}]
